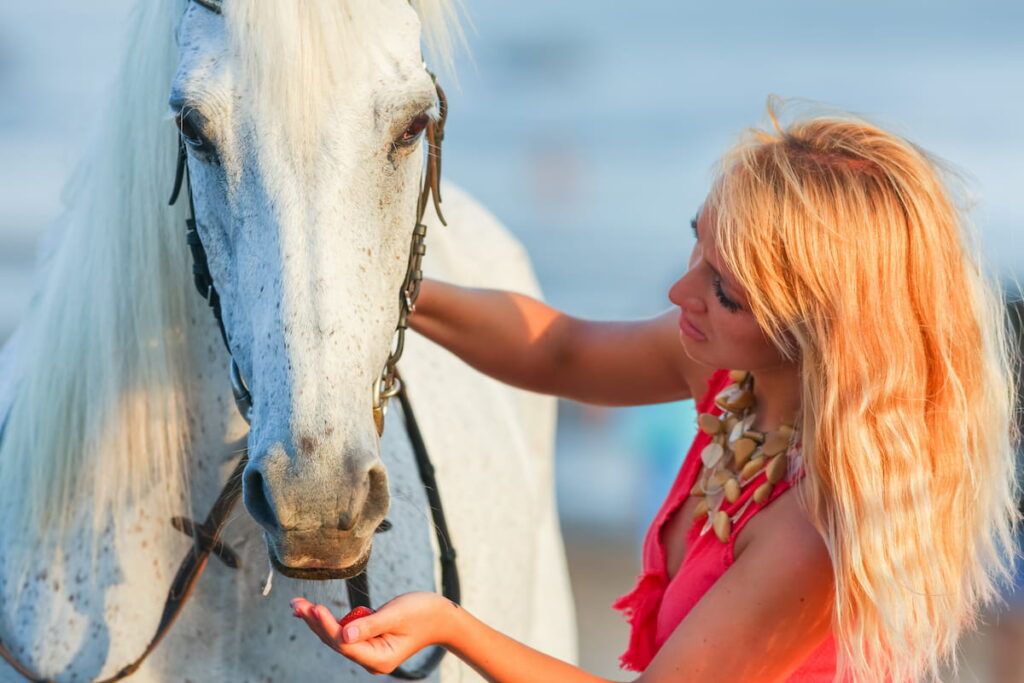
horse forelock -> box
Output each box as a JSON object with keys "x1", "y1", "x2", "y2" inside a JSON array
[{"x1": 222, "y1": 0, "x2": 461, "y2": 173}]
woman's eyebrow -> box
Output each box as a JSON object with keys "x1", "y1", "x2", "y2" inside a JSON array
[
  {"x1": 702, "y1": 243, "x2": 742, "y2": 289},
  {"x1": 711, "y1": 260, "x2": 745, "y2": 297},
  {"x1": 690, "y1": 218, "x2": 743, "y2": 295}
]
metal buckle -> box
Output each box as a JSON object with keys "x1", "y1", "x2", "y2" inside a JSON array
[{"x1": 381, "y1": 375, "x2": 403, "y2": 401}]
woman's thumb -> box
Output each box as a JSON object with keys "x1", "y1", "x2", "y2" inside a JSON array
[{"x1": 340, "y1": 608, "x2": 382, "y2": 643}]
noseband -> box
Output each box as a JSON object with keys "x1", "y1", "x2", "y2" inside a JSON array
[{"x1": 0, "y1": 0, "x2": 459, "y2": 680}]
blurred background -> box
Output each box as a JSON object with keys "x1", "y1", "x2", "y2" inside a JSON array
[{"x1": 1, "y1": 0, "x2": 1022, "y2": 679}]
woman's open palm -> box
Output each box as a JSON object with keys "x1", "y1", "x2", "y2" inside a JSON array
[{"x1": 290, "y1": 592, "x2": 452, "y2": 675}]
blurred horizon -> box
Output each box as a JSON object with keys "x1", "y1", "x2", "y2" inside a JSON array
[
  {"x1": 1, "y1": 0, "x2": 1021, "y2": 679},
  {"x1": 1, "y1": 1, "x2": 1022, "y2": 328}
]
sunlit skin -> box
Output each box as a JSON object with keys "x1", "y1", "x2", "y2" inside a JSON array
[
  {"x1": 669, "y1": 202, "x2": 802, "y2": 434},
  {"x1": 290, "y1": 196, "x2": 834, "y2": 681}
]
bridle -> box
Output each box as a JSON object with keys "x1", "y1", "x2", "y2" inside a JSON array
[{"x1": 0, "y1": 0, "x2": 459, "y2": 679}]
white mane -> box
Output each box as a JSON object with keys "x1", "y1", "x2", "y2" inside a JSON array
[{"x1": 0, "y1": 0, "x2": 460, "y2": 552}]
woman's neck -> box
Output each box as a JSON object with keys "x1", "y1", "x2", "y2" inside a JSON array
[{"x1": 747, "y1": 362, "x2": 802, "y2": 433}]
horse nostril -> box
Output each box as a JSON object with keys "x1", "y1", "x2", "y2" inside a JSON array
[
  {"x1": 368, "y1": 463, "x2": 389, "y2": 501},
  {"x1": 337, "y1": 511, "x2": 357, "y2": 532},
  {"x1": 243, "y1": 467, "x2": 281, "y2": 532}
]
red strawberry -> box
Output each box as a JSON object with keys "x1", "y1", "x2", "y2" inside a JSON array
[{"x1": 338, "y1": 606, "x2": 375, "y2": 628}]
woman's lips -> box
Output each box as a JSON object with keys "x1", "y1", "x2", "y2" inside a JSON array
[{"x1": 678, "y1": 312, "x2": 707, "y2": 341}]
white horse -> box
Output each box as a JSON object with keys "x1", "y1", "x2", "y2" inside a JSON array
[{"x1": 0, "y1": 0, "x2": 576, "y2": 680}]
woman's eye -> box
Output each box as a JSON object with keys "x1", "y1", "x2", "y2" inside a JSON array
[
  {"x1": 713, "y1": 277, "x2": 741, "y2": 313},
  {"x1": 394, "y1": 113, "x2": 430, "y2": 147}
]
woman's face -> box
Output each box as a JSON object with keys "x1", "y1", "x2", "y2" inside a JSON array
[{"x1": 667, "y1": 202, "x2": 789, "y2": 372}]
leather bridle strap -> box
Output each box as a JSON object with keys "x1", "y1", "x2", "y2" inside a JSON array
[
  {"x1": 167, "y1": 78, "x2": 457, "y2": 680},
  {"x1": 372, "y1": 76, "x2": 448, "y2": 435},
  {"x1": 0, "y1": 455, "x2": 249, "y2": 683},
  {"x1": 0, "y1": 392, "x2": 455, "y2": 683},
  {"x1": 0, "y1": 0, "x2": 458, "y2": 679},
  {"x1": 169, "y1": 138, "x2": 252, "y2": 421},
  {"x1": 346, "y1": 372, "x2": 460, "y2": 680}
]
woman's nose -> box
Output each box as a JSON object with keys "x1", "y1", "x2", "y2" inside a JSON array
[
  {"x1": 668, "y1": 276, "x2": 684, "y2": 306},
  {"x1": 668, "y1": 271, "x2": 705, "y2": 312}
]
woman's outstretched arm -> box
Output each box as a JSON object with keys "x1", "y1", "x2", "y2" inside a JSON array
[
  {"x1": 290, "y1": 489, "x2": 834, "y2": 683},
  {"x1": 292, "y1": 592, "x2": 616, "y2": 682},
  {"x1": 409, "y1": 279, "x2": 712, "y2": 406}
]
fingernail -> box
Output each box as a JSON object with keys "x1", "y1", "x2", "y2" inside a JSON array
[{"x1": 344, "y1": 625, "x2": 359, "y2": 642}]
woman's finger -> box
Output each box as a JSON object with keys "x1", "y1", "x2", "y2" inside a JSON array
[
  {"x1": 288, "y1": 594, "x2": 432, "y2": 674},
  {"x1": 289, "y1": 597, "x2": 314, "y2": 620},
  {"x1": 303, "y1": 606, "x2": 341, "y2": 650},
  {"x1": 312, "y1": 604, "x2": 344, "y2": 644},
  {"x1": 290, "y1": 597, "x2": 313, "y2": 611},
  {"x1": 291, "y1": 602, "x2": 340, "y2": 650}
]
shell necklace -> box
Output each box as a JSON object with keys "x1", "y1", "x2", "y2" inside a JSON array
[{"x1": 691, "y1": 369, "x2": 803, "y2": 543}]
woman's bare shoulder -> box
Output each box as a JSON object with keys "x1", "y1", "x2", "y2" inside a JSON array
[
  {"x1": 734, "y1": 483, "x2": 828, "y2": 563},
  {"x1": 640, "y1": 481, "x2": 835, "y2": 682}
]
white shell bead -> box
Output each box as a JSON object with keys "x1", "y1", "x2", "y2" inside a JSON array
[
  {"x1": 730, "y1": 420, "x2": 746, "y2": 443},
  {"x1": 701, "y1": 442, "x2": 724, "y2": 468}
]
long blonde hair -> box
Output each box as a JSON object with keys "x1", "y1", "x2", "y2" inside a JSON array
[{"x1": 709, "y1": 99, "x2": 1020, "y2": 682}]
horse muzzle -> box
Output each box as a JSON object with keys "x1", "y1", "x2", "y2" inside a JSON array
[
  {"x1": 241, "y1": 440, "x2": 390, "y2": 580},
  {"x1": 265, "y1": 530, "x2": 373, "y2": 580}
]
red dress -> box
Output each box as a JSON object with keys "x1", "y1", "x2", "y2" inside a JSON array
[{"x1": 613, "y1": 368, "x2": 840, "y2": 680}]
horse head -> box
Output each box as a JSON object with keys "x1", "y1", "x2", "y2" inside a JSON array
[{"x1": 170, "y1": 0, "x2": 447, "y2": 579}]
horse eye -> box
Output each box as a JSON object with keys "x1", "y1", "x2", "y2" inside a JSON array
[
  {"x1": 176, "y1": 108, "x2": 216, "y2": 156},
  {"x1": 395, "y1": 113, "x2": 430, "y2": 147}
]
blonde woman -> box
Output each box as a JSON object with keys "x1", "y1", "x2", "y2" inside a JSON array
[{"x1": 291, "y1": 103, "x2": 1020, "y2": 682}]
